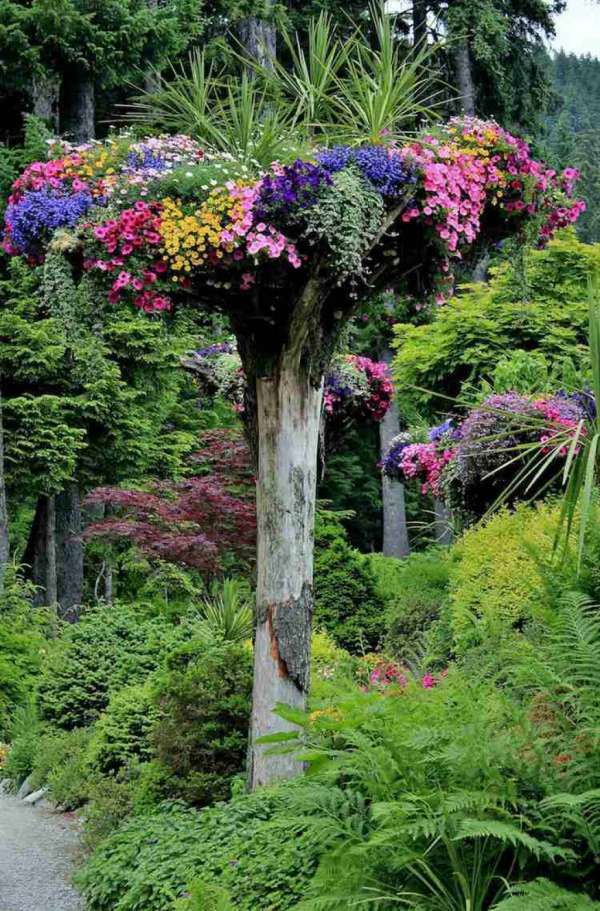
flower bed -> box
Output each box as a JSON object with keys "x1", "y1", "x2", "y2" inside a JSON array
[{"x1": 3, "y1": 120, "x2": 584, "y2": 313}]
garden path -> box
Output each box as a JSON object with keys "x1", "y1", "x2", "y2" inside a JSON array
[{"x1": 0, "y1": 787, "x2": 83, "y2": 911}]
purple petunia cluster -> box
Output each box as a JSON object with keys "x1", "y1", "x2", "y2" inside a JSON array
[
  {"x1": 5, "y1": 188, "x2": 95, "y2": 259},
  {"x1": 256, "y1": 160, "x2": 332, "y2": 222},
  {"x1": 317, "y1": 145, "x2": 415, "y2": 197}
]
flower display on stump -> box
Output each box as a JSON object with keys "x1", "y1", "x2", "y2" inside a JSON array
[{"x1": 384, "y1": 391, "x2": 591, "y2": 519}]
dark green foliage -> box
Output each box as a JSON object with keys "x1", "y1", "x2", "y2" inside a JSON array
[
  {"x1": 150, "y1": 640, "x2": 253, "y2": 806},
  {"x1": 543, "y1": 51, "x2": 600, "y2": 243},
  {"x1": 76, "y1": 787, "x2": 319, "y2": 911},
  {"x1": 37, "y1": 603, "x2": 175, "y2": 729},
  {"x1": 313, "y1": 519, "x2": 386, "y2": 652},
  {"x1": 371, "y1": 548, "x2": 450, "y2": 661}
]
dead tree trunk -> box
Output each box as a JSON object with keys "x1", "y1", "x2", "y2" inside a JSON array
[
  {"x1": 0, "y1": 385, "x2": 9, "y2": 594},
  {"x1": 434, "y1": 498, "x2": 453, "y2": 546},
  {"x1": 45, "y1": 495, "x2": 57, "y2": 605},
  {"x1": 63, "y1": 69, "x2": 95, "y2": 142},
  {"x1": 454, "y1": 37, "x2": 475, "y2": 116},
  {"x1": 248, "y1": 356, "x2": 323, "y2": 788},
  {"x1": 238, "y1": 11, "x2": 276, "y2": 71},
  {"x1": 379, "y1": 351, "x2": 409, "y2": 558},
  {"x1": 56, "y1": 483, "x2": 83, "y2": 621},
  {"x1": 413, "y1": 0, "x2": 428, "y2": 48},
  {"x1": 31, "y1": 72, "x2": 60, "y2": 132}
]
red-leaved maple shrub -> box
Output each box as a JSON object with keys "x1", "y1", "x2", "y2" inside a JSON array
[{"x1": 84, "y1": 431, "x2": 256, "y2": 574}]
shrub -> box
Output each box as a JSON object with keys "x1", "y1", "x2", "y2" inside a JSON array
[
  {"x1": 367, "y1": 549, "x2": 450, "y2": 660},
  {"x1": 88, "y1": 682, "x2": 158, "y2": 774},
  {"x1": 150, "y1": 640, "x2": 253, "y2": 806},
  {"x1": 30, "y1": 726, "x2": 93, "y2": 809},
  {"x1": 2, "y1": 700, "x2": 40, "y2": 785},
  {"x1": 173, "y1": 881, "x2": 233, "y2": 911},
  {"x1": 313, "y1": 522, "x2": 386, "y2": 652},
  {"x1": 447, "y1": 501, "x2": 572, "y2": 654},
  {"x1": 37, "y1": 603, "x2": 176, "y2": 729},
  {"x1": 0, "y1": 568, "x2": 47, "y2": 737},
  {"x1": 76, "y1": 787, "x2": 319, "y2": 911},
  {"x1": 82, "y1": 773, "x2": 136, "y2": 850}
]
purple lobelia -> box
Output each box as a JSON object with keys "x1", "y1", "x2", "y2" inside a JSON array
[
  {"x1": 5, "y1": 188, "x2": 95, "y2": 258},
  {"x1": 317, "y1": 145, "x2": 415, "y2": 197}
]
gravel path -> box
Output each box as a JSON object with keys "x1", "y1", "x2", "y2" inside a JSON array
[{"x1": 0, "y1": 786, "x2": 83, "y2": 911}]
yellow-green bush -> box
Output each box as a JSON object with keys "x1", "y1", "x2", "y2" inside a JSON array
[{"x1": 448, "y1": 501, "x2": 575, "y2": 653}]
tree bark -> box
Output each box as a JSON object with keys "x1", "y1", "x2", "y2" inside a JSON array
[
  {"x1": 45, "y1": 495, "x2": 58, "y2": 605},
  {"x1": 248, "y1": 358, "x2": 323, "y2": 789},
  {"x1": 454, "y1": 37, "x2": 475, "y2": 116},
  {"x1": 56, "y1": 483, "x2": 83, "y2": 621},
  {"x1": 413, "y1": 0, "x2": 428, "y2": 48},
  {"x1": 237, "y1": 14, "x2": 276, "y2": 71},
  {"x1": 379, "y1": 351, "x2": 410, "y2": 559},
  {"x1": 31, "y1": 72, "x2": 60, "y2": 132},
  {"x1": 434, "y1": 498, "x2": 453, "y2": 546},
  {"x1": 63, "y1": 69, "x2": 95, "y2": 142},
  {"x1": 0, "y1": 385, "x2": 9, "y2": 595}
]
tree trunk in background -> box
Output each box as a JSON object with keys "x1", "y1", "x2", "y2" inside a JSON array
[
  {"x1": 63, "y1": 70, "x2": 95, "y2": 142},
  {"x1": 56, "y1": 484, "x2": 83, "y2": 621},
  {"x1": 379, "y1": 351, "x2": 410, "y2": 559},
  {"x1": 0, "y1": 387, "x2": 9, "y2": 595},
  {"x1": 45, "y1": 496, "x2": 58, "y2": 605},
  {"x1": 248, "y1": 359, "x2": 322, "y2": 789},
  {"x1": 237, "y1": 13, "x2": 276, "y2": 70},
  {"x1": 31, "y1": 72, "x2": 60, "y2": 132},
  {"x1": 413, "y1": 0, "x2": 428, "y2": 47},
  {"x1": 434, "y1": 498, "x2": 453, "y2": 546},
  {"x1": 454, "y1": 37, "x2": 475, "y2": 116}
]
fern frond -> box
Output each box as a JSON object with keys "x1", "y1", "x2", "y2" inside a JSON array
[
  {"x1": 453, "y1": 818, "x2": 573, "y2": 862},
  {"x1": 492, "y1": 878, "x2": 600, "y2": 910}
]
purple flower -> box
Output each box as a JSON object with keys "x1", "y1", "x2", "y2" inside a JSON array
[
  {"x1": 125, "y1": 147, "x2": 169, "y2": 173},
  {"x1": 196, "y1": 342, "x2": 235, "y2": 358},
  {"x1": 317, "y1": 145, "x2": 415, "y2": 197},
  {"x1": 382, "y1": 432, "x2": 412, "y2": 477},
  {"x1": 428, "y1": 418, "x2": 454, "y2": 442},
  {"x1": 5, "y1": 188, "x2": 95, "y2": 257},
  {"x1": 256, "y1": 160, "x2": 332, "y2": 222}
]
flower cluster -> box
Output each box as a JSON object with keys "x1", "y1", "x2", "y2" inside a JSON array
[
  {"x1": 317, "y1": 145, "x2": 415, "y2": 197},
  {"x1": 385, "y1": 390, "x2": 590, "y2": 517},
  {"x1": 3, "y1": 188, "x2": 94, "y2": 259},
  {"x1": 85, "y1": 201, "x2": 171, "y2": 312},
  {"x1": 3, "y1": 123, "x2": 584, "y2": 311},
  {"x1": 256, "y1": 159, "x2": 332, "y2": 221},
  {"x1": 360, "y1": 658, "x2": 448, "y2": 692},
  {"x1": 324, "y1": 355, "x2": 393, "y2": 422}
]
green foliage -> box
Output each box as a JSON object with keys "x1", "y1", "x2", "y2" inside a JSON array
[
  {"x1": 447, "y1": 501, "x2": 566, "y2": 654},
  {"x1": 369, "y1": 548, "x2": 450, "y2": 660},
  {"x1": 193, "y1": 578, "x2": 253, "y2": 645},
  {"x1": 2, "y1": 700, "x2": 40, "y2": 784},
  {"x1": 304, "y1": 167, "x2": 384, "y2": 278},
  {"x1": 29, "y1": 726, "x2": 93, "y2": 809},
  {"x1": 313, "y1": 518, "x2": 386, "y2": 652},
  {"x1": 37, "y1": 603, "x2": 175, "y2": 729},
  {"x1": 150, "y1": 640, "x2": 253, "y2": 806},
  {"x1": 173, "y1": 880, "x2": 233, "y2": 911},
  {"x1": 82, "y1": 772, "x2": 136, "y2": 850},
  {"x1": 0, "y1": 567, "x2": 48, "y2": 737},
  {"x1": 88, "y1": 682, "x2": 158, "y2": 774},
  {"x1": 392, "y1": 235, "x2": 597, "y2": 418},
  {"x1": 281, "y1": 670, "x2": 563, "y2": 911},
  {"x1": 76, "y1": 787, "x2": 319, "y2": 911},
  {"x1": 493, "y1": 879, "x2": 600, "y2": 910}
]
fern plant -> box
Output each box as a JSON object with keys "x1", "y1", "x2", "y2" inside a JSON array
[{"x1": 492, "y1": 878, "x2": 600, "y2": 910}]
